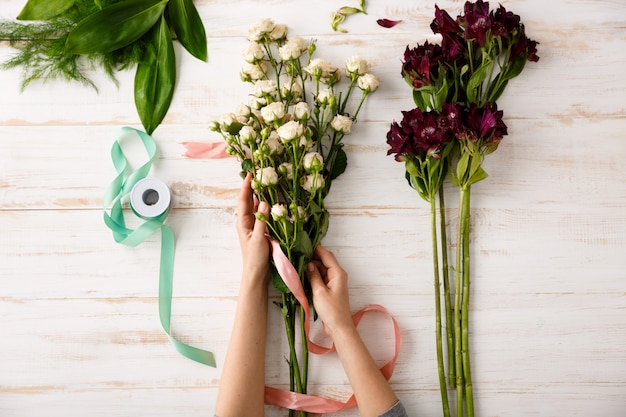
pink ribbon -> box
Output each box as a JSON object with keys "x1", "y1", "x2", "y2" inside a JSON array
[
  {"x1": 181, "y1": 141, "x2": 230, "y2": 158},
  {"x1": 265, "y1": 240, "x2": 402, "y2": 413}
]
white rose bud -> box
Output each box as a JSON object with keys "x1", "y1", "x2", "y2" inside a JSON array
[
  {"x1": 330, "y1": 114, "x2": 353, "y2": 134},
  {"x1": 265, "y1": 132, "x2": 284, "y2": 155},
  {"x1": 217, "y1": 113, "x2": 237, "y2": 131},
  {"x1": 278, "y1": 37, "x2": 307, "y2": 60},
  {"x1": 303, "y1": 152, "x2": 324, "y2": 172},
  {"x1": 242, "y1": 42, "x2": 265, "y2": 63},
  {"x1": 256, "y1": 166, "x2": 279, "y2": 186},
  {"x1": 278, "y1": 162, "x2": 293, "y2": 179},
  {"x1": 292, "y1": 206, "x2": 308, "y2": 222},
  {"x1": 281, "y1": 81, "x2": 303, "y2": 100},
  {"x1": 357, "y1": 73, "x2": 380, "y2": 93},
  {"x1": 235, "y1": 104, "x2": 252, "y2": 122},
  {"x1": 248, "y1": 18, "x2": 275, "y2": 42},
  {"x1": 241, "y1": 62, "x2": 267, "y2": 81},
  {"x1": 271, "y1": 203, "x2": 288, "y2": 221},
  {"x1": 239, "y1": 125, "x2": 258, "y2": 145},
  {"x1": 317, "y1": 89, "x2": 333, "y2": 105},
  {"x1": 261, "y1": 102, "x2": 285, "y2": 123},
  {"x1": 302, "y1": 172, "x2": 325, "y2": 193},
  {"x1": 346, "y1": 56, "x2": 369, "y2": 76},
  {"x1": 253, "y1": 79, "x2": 278, "y2": 97},
  {"x1": 277, "y1": 120, "x2": 304, "y2": 142},
  {"x1": 270, "y1": 24, "x2": 288, "y2": 41},
  {"x1": 293, "y1": 101, "x2": 310, "y2": 121}
]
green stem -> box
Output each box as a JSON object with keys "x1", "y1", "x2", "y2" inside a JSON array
[
  {"x1": 460, "y1": 185, "x2": 474, "y2": 417},
  {"x1": 439, "y1": 189, "x2": 455, "y2": 388},
  {"x1": 430, "y1": 197, "x2": 450, "y2": 417},
  {"x1": 454, "y1": 187, "x2": 465, "y2": 417}
]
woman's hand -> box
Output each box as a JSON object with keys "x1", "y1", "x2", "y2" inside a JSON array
[
  {"x1": 236, "y1": 172, "x2": 271, "y2": 286},
  {"x1": 306, "y1": 245, "x2": 355, "y2": 338}
]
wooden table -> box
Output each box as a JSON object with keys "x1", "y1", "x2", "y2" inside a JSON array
[{"x1": 1, "y1": 1, "x2": 625, "y2": 416}]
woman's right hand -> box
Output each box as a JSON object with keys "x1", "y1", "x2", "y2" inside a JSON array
[{"x1": 306, "y1": 245, "x2": 355, "y2": 338}]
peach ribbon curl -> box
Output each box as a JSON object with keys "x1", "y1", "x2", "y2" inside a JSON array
[{"x1": 182, "y1": 141, "x2": 402, "y2": 413}]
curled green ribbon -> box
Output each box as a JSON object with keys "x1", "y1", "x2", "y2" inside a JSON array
[{"x1": 103, "y1": 126, "x2": 216, "y2": 367}]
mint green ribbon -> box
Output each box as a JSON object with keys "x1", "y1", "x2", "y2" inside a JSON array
[{"x1": 103, "y1": 126, "x2": 216, "y2": 367}]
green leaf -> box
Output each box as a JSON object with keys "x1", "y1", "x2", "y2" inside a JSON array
[
  {"x1": 329, "y1": 146, "x2": 347, "y2": 180},
  {"x1": 293, "y1": 232, "x2": 313, "y2": 256},
  {"x1": 467, "y1": 165, "x2": 488, "y2": 185},
  {"x1": 466, "y1": 61, "x2": 490, "y2": 104},
  {"x1": 167, "y1": 0, "x2": 208, "y2": 62},
  {"x1": 134, "y1": 15, "x2": 176, "y2": 134},
  {"x1": 241, "y1": 158, "x2": 254, "y2": 173},
  {"x1": 17, "y1": 0, "x2": 75, "y2": 20},
  {"x1": 456, "y1": 152, "x2": 470, "y2": 184},
  {"x1": 412, "y1": 89, "x2": 426, "y2": 110},
  {"x1": 65, "y1": 0, "x2": 167, "y2": 55},
  {"x1": 272, "y1": 268, "x2": 291, "y2": 294}
]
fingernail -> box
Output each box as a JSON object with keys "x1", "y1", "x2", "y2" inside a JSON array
[
  {"x1": 258, "y1": 202, "x2": 267, "y2": 212},
  {"x1": 307, "y1": 262, "x2": 314, "y2": 272}
]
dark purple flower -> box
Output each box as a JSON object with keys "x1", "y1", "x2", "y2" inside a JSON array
[
  {"x1": 401, "y1": 42, "x2": 444, "y2": 89},
  {"x1": 387, "y1": 108, "x2": 455, "y2": 161},
  {"x1": 464, "y1": 102, "x2": 507, "y2": 144},
  {"x1": 439, "y1": 102, "x2": 463, "y2": 136},
  {"x1": 510, "y1": 24, "x2": 540, "y2": 62},
  {"x1": 377, "y1": 18, "x2": 402, "y2": 28},
  {"x1": 462, "y1": 0, "x2": 491, "y2": 46},
  {"x1": 491, "y1": 4, "x2": 520, "y2": 38},
  {"x1": 430, "y1": 5, "x2": 466, "y2": 58}
]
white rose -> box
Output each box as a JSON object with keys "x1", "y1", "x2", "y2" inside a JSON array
[
  {"x1": 241, "y1": 62, "x2": 267, "y2": 81},
  {"x1": 248, "y1": 18, "x2": 275, "y2": 41},
  {"x1": 302, "y1": 172, "x2": 325, "y2": 193},
  {"x1": 239, "y1": 125, "x2": 258, "y2": 145},
  {"x1": 270, "y1": 24, "x2": 287, "y2": 40},
  {"x1": 346, "y1": 56, "x2": 369, "y2": 76},
  {"x1": 303, "y1": 152, "x2": 324, "y2": 172},
  {"x1": 235, "y1": 104, "x2": 252, "y2": 122},
  {"x1": 281, "y1": 81, "x2": 303, "y2": 100},
  {"x1": 279, "y1": 37, "x2": 307, "y2": 60},
  {"x1": 256, "y1": 166, "x2": 279, "y2": 186},
  {"x1": 277, "y1": 120, "x2": 304, "y2": 142},
  {"x1": 330, "y1": 114, "x2": 353, "y2": 134},
  {"x1": 265, "y1": 133, "x2": 284, "y2": 155},
  {"x1": 242, "y1": 42, "x2": 265, "y2": 63},
  {"x1": 217, "y1": 112, "x2": 237, "y2": 131},
  {"x1": 299, "y1": 136, "x2": 313, "y2": 150},
  {"x1": 271, "y1": 203, "x2": 288, "y2": 220},
  {"x1": 293, "y1": 101, "x2": 310, "y2": 120},
  {"x1": 261, "y1": 102, "x2": 285, "y2": 123},
  {"x1": 253, "y1": 79, "x2": 278, "y2": 97},
  {"x1": 317, "y1": 89, "x2": 333, "y2": 105},
  {"x1": 304, "y1": 58, "x2": 332, "y2": 79},
  {"x1": 278, "y1": 162, "x2": 293, "y2": 179},
  {"x1": 357, "y1": 73, "x2": 380, "y2": 93}
]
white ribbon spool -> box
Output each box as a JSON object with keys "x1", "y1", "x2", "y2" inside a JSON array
[{"x1": 130, "y1": 178, "x2": 172, "y2": 219}]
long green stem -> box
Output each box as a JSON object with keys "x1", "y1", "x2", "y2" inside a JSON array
[
  {"x1": 460, "y1": 186, "x2": 474, "y2": 417},
  {"x1": 454, "y1": 187, "x2": 465, "y2": 417},
  {"x1": 430, "y1": 197, "x2": 450, "y2": 417},
  {"x1": 439, "y1": 189, "x2": 455, "y2": 388}
]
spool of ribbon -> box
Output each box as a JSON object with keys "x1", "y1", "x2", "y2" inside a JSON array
[
  {"x1": 263, "y1": 240, "x2": 402, "y2": 413},
  {"x1": 103, "y1": 126, "x2": 216, "y2": 367}
]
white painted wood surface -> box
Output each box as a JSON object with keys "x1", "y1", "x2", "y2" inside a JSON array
[{"x1": 1, "y1": 1, "x2": 625, "y2": 416}]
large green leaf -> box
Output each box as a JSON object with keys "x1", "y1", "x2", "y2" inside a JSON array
[
  {"x1": 65, "y1": 0, "x2": 167, "y2": 55},
  {"x1": 329, "y1": 146, "x2": 347, "y2": 180},
  {"x1": 17, "y1": 0, "x2": 75, "y2": 20},
  {"x1": 167, "y1": 0, "x2": 207, "y2": 61},
  {"x1": 134, "y1": 15, "x2": 176, "y2": 135}
]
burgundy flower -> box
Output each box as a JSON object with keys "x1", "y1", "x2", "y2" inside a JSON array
[
  {"x1": 491, "y1": 4, "x2": 520, "y2": 38},
  {"x1": 510, "y1": 24, "x2": 540, "y2": 63},
  {"x1": 387, "y1": 108, "x2": 455, "y2": 161},
  {"x1": 439, "y1": 102, "x2": 463, "y2": 137},
  {"x1": 430, "y1": 5, "x2": 466, "y2": 58},
  {"x1": 402, "y1": 42, "x2": 444, "y2": 89},
  {"x1": 462, "y1": 0, "x2": 491, "y2": 46},
  {"x1": 464, "y1": 102, "x2": 507, "y2": 144}
]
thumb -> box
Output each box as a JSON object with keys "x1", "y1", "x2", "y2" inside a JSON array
[{"x1": 306, "y1": 262, "x2": 324, "y2": 292}]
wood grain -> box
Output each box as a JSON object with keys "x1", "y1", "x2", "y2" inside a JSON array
[{"x1": 1, "y1": 1, "x2": 625, "y2": 416}]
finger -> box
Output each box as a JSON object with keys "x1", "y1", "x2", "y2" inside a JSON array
[
  {"x1": 306, "y1": 262, "x2": 326, "y2": 293},
  {"x1": 237, "y1": 173, "x2": 254, "y2": 232},
  {"x1": 253, "y1": 201, "x2": 269, "y2": 237}
]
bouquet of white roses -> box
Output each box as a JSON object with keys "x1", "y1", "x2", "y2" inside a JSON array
[{"x1": 211, "y1": 18, "x2": 378, "y2": 416}]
